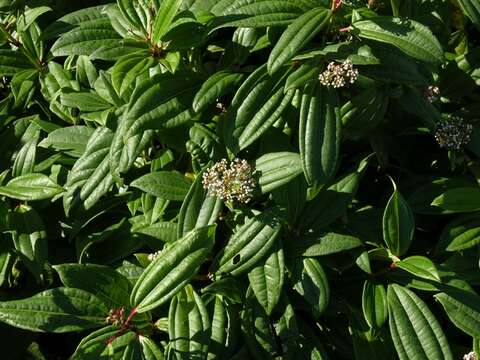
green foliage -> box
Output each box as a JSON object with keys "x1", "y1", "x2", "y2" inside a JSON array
[{"x1": 0, "y1": 0, "x2": 479, "y2": 358}]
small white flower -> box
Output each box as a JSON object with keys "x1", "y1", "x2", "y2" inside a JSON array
[
  {"x1": 424, "y1": 85, "x2": 440, "y2": 103},
  {"x1": 434, "y1": 115, "x2": 473, "y2": 151},
  {"x1": 202, "y1": 158, "x2": 256, "y2": 203},
  {"x1": 319, "y1": 59, "x2": 359, "y2": 88},
  {"x1": 464, "y1": 351, "x2": 478, "y2": 360}
]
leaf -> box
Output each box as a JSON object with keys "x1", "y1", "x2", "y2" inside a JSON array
[
  {"x1": 0, "y1": 173, "x2": 63, "y2": 201},
  {"x1": 353, "y1": 17, "x2": 443, "y2": 64},
  {"x1": 111, "y1": 51, "x2": 155, "y2": 97},
  {"x1": 168, "y1": 285, "x2": 210, "y2": 359},
  {"x1": 131, "y1": 171, "x2": 193, "y2": 201},
  {"x1": 210, "y1": 208, "x2": 282, "y2": 278},
  {"x1": 130, "y1": 225, "x2": 216, "y2": 313},
  {"x1": 0, "y1": 49, "x2": 33, "y2": 76},
  {"x1": 0, "y1": 288, "x2": 108, "y2": 333},
  {"x1": 139, "y1": 335, "x2": 165, "y2": 360},
  {"x1": 248, "y1": 240, "x2": 284, "y2": 315},
  {"x1": 50, "y1": 19, "x2": 122, "y2": 58},
  {"x1": 255, "y1": 152, "x2": 303, "y2": 194},
  {"x1": 177, "y1": 169, "x2": 223, "y2": 238},
  {"x1": 267, "y1": 8, "x2": 332, "y2": 74},
  {"x1": 292, "y1": 257, "x2": 330, "y2": 317},
  {"x1": 7, "y1": 204, "x2": 47, "y2": 282},
  {"x1": 299, "y1": 83, "x2": 341, "y2": 199},
  {"x1": 362, "y1": 280, "x2": 387, "y2": 329},
  {"x1": 62, "y1": 127, "x2": 114, "y2": 215},
  {"x1": 395, "y1": 256, "x2": 440, "y2": 282},
  {"x1": 152, "y1": 0, "x2": 183, "y2": 43},
  {"x1": 60, "y1": 90, "x2": 111, "y2": 112},
  {"x1": 53, "y1": 264, "x2": 132, "y2": 308},
  {"x1": 207, "y1": 296, "x2": 240, "y2": 359},
  {"x1": 294, "y1": 232, "x2": 364, "y2": 257},
  {"x1": 431, "y1": 187, "x2": 480, "y2": 212},
  {"x1": 192, "y1": 71, "x2": 245, "y2": 113},
  {"x1": 434, "y1": 288, "x2": 480, "y2": 338},
  {"x1": 457, "y1": 0, "x2": 480, "y2": 31},
  {"x1": 436, "y1": 213, "x2": 480, "y2": 252},
  {"x1": 383, "y1": 184, "x2": 415, "y2": 257},
  {"x1": 38, "y1": 126, "x2": 95, "y2": 157},
  {"x1": 387, "y1": 284, "x2": 453, "y2": 360}
]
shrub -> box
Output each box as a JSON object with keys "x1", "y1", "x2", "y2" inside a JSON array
[{"x1": 0, "y1": 0, "x2": 480, "y2": 358}]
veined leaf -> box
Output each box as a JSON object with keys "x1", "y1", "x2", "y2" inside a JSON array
[
  {"x1": 457, "y1": 0, "x2": 480, "y2": 31},
  {"x1": 131, "y1": 171, "x2": 193, "y2": 201},
  {"x1": 431, "y1": 187, "x2": 480, "y2": 212},
  {"x1": 0, "y1": 288, "x2": 108, "y2": 333},
  {"x1": 0, "y1": 49, "x2": 33, "y2": 76},
  {"x1": 248, "y1": 240, "x2": 284, "y2": 315},
  {"x1": 362, "y1": 280, "x2": 387, "y2": 329},
  {"x1": 0, "y1": 173, "x2": 63, "y2": 201},
  {"x1": 395, "y1": 256, "x2": 440, "y2": 282},
  {"x1": 53, "y1": 263, "x2": 132, "y2": 308},
  {"x1": 383, "y1": 184, "x2": 415, "y2": 257},
  {"x1": 299, "y1": 83, "x2": 341, "y2": 199},
  {"x1": 130, "y1": 225, "x2": 216, "y2": 313},
  {"x1": 387, "y1": 284, "x2": 453, "y2": 360},
  {"x1": 267, "y1": 8, "x2": 332, "y2": 74},
  {"x1": 168, "y1": 285, "x2": 210, "y2": 359},
  {"x1": 353, "y1": 17, "x2": 443, "y2": 64},
  {"x1": 38, "y1": 126, "x2": 95, "y2": 158},
  {"x1": 152, "y1": 0, "x2": 183, "y2": 43},
  {"x1": 435, "y1": 289, "x2": 480, "y2": 338},
  {"x1": 255, "y1": 152, "x2": 303, "y2": 194},
  {"x1": 211, "y1": 207, "x2": 282, "y2": 277}
]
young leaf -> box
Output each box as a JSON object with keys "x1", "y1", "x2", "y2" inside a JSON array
[
  {"x1": 395, "y1": 256, "x2": 440, "y2": 282},
  {"x1": 0, "y1": 288, "x2": 108, "y2": 333},
  {"x1": 152, "y1": 0, "x2": 183, "y2": 43},
  {"x1": 362, "y1": 280, "x2": 387, "y2": 329},
  {"x1": 387, "y1": 284, "x2": 453, "y2": 360},
  {"x1": 457, "y1": 0, "x2": 480, "y2": 31},
  {"x1": 383, "y1": 184, "x2": 415, "y2": 257},
  {"x1": 255, "y1": 152, "x2": 303, "y2": 194}
]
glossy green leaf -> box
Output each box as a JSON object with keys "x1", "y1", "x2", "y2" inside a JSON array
[
  {"x1": 131, "y1": 225, "x2": 216, "y2": 313},
  {"x1": 294, "y1": 232, "x2": 364, "y2": 257},
  {"x1": 38, "y1": 126, "x2": 94, "y2": 157},
  {"x1": 152, "y1": 0, "x2": 183, "y2": 42},
  {"x1": 437, "y1": 213, "x2": 480, "y2": 252},
  {"x1": 353, "y1": 16, "x2": 443, "y2": 63},
  {"x1": 292, "y1": 257, "x2": 329, "y2": 318},
  {"x1": 177, "y1": 169, "x2": 223, "y2": 238},
  {"x1": 7, "y1": 204, "x2": 47, "y2": 282},
  {"x1": 383, "y1": 185, "x2": 415, "y2": 257},
  {"x1": 387, "y1": 284, "x2": 453, "y2": 360},
  {"x1": 247, "y1": 240, "x2": 284, "y2": 315},
  {"x1": 131, "y1": 171, "x2": 193, "y2": 201},
  {"x1": 168, "y1": 285, "x2": 210, "y2": 359},
  {"x1": 434, "y1": 288, "x2": 480, "y2": 338},
  {"x1": 192, "y1": 71, "x2": 244, "y2": 113},
  {"x1": 53, "y1": 263, "x2": 131, "y2": 308},
  {"x1": 457, "y1": 0, "x2": 480, "y2": 31},
  {"x1": 0, "y1": 49, "x2": 32, "y2": 76},
  {"x1": 299, "y1": 83, "x2": 341, "y2": 198},
  {"x1": 0, "y1": 173, "x2": 63, "y2": 201},
  {"x1": 267, "y1": 8, "x2": 332, "y2": 74},
  {"x1": 395, "y1": 256, "x2": 440, "y2": 282},
  {"x1": 211, "y1": 207, "x2": 282, "y2": 277},
  {"x1": 0, "y1": 288, "x2": 108, "y2": 333},
  {"x1": 207, "y1": 296, "x2": 240, "y2": 359},
  {"x1": 362, "y1": 280, "x2": 387, "y2": 329},
  {"x1": 255, "y1": 152, "x2": 303, "y2": 194},
  {"x1": 431, "y1": 187, "x2": 480, "y2": 212}
]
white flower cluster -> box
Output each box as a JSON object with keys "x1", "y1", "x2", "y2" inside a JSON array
[
  {"x1": 147, "y1": 250, "x2": 161, "y2": 262},
  {"x1": 202, "y1": 158, "x2": 256, "y2": 203},
  {"x1": 464, "y1": 352, "x2": 478, "y2": 360},
  {"x1": 434, "y1": 115, "x2": 473, "y2": 150},
  {"x1": 424, "y1": 85, "x2": 440, "y2": 103},
  {"x1": 319, "y1": 59, "x2": 359, "y2": 88}
]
